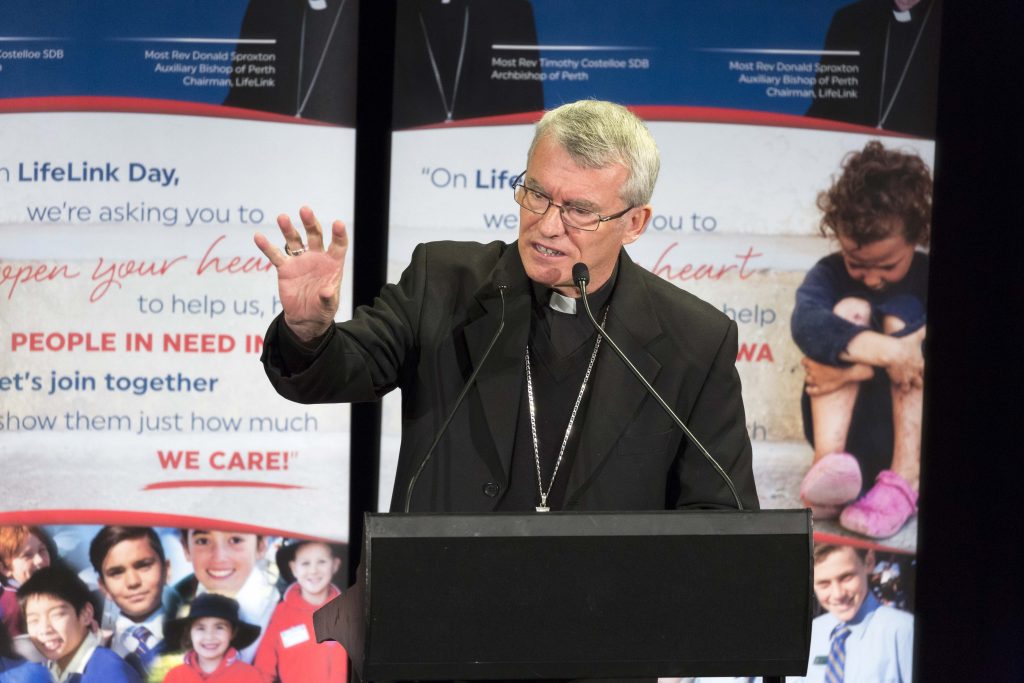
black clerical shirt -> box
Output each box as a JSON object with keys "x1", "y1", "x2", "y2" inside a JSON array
[{"x1": 496, "y1": 271, "x2": 616, "y2": 511}]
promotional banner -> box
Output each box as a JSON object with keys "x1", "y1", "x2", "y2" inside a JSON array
[
  {"x1": 385, "y1": 1, "x2": 938, "y2": 679},
  {"x1": 1, "y1": 2, "x2": 357, "y2": 680}
]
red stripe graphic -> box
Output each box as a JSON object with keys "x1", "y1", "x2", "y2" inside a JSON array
[
  {"x1": 405, "y1": 105, "x2": 921, "y2": 138},
  {"x1": 143, "y1": 480, "x2": 305, "y2": 491},
  {"x1": 0, "y1": 510, "x2": 339, "y2": 541},
  {"x1": 813, "y1": 531, "x2": 914, "y2": 555}
]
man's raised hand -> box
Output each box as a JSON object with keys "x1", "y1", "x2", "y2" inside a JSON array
[{"x1": 254, "y1": 206, "x2": 348, "y2": 342}]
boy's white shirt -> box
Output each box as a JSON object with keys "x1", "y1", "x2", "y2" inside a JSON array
[
  {"x1": 195, "y1": 568, "x2": 279, "y2": 663},
  {"x1": 47, "y1": 629, "x2": 99, "y2": 683}
]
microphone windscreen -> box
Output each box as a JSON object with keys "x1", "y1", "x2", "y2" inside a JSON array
[{"x1": 572, "y1": 262, "x2": 590, "y2": 285}]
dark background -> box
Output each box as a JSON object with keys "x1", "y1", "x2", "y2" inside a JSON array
[
  {"x1": 914, "y1": 1, "x2": 1024, "y2": 680},
  {"x1": 349, "y1": 1, "x2": 1023, "y2": 680}
]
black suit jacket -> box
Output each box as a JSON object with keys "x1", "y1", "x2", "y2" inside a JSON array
[
  {"x1": 805, "y1": 0, "x2": 941, "y2": 137},
  {"x1": 392, "y1": 0, "x2": 545, "y2": 129},
  {"x1": 262, "y1": 241, "x2": 758, "y2": 512}
]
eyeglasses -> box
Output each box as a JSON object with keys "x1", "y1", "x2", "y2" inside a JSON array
[{"x1": 512, "y1": 172, "x2": 633, "y2": 231}]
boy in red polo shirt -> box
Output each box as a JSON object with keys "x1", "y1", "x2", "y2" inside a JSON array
[{"x1": 253, "y1": 541, "x2": 347, "y2": 682}]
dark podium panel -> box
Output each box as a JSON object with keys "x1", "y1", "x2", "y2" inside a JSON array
[{"x1": 315, "y1": 510, "x2": 812, "y2": 681}]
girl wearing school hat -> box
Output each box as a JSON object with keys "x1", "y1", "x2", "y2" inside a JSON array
[{"x1": 163, "y1": 594, "x2": 265, "y2": 682}]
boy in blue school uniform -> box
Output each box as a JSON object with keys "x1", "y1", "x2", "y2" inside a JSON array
[{"x1": 17, "y1": 566, "x2": 140, "y2": 683}]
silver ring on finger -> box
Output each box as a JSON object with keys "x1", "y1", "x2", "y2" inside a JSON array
[{"x1": 284, "y1": 244, "x2": 308, "y2": 257}]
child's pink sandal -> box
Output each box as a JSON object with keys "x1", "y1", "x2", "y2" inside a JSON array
[
  {"x1": 839, "y1": 470, "x2": 918, "y2": 538},
  {"x1": 799, "y1": 452, "x2": 862, "y2": 519}
]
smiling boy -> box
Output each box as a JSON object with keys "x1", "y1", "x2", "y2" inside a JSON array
[
  {"x1": 0, "y1": 528, "x2": 50, "y2": 589},
  {"x1": 254, "y1": 541, "x2": 347, "y2": 682},
  {"x1": 790, "y1": 544, "x2": 913, "y2": 682},
  {"x1": 17, "y1": 566, "x2": 140, "y2": 682}
]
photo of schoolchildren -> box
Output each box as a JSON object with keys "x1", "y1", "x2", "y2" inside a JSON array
[
  {"x1": 17, "y1": 565, "x2": 141, "y2": 682},
  {"x1": 163, "y1": 593, "x2": 265, "y2": 683},
  {"x1": 164, "y1": 530, "x2": 280, "y2": 663},
  {"x1": 0, "y1": 526, "x2": 356, "y2": 681},
  {"x1": 0, "y1": 527, "x2": 53, "y2": 639},
  {"x1": 792, "y1": 140, "x2": 931, "y2": 540},
  {"x1": 253, "y1": 541, "x2": 347, "y2": 682}
]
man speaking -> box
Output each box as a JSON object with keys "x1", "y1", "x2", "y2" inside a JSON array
[{"x1": 255, "y1": 99, "x2": 758, "y2": 513}]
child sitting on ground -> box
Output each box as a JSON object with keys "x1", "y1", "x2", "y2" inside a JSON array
[{"x1": 791, "y1": 140, "x2": 931, "y2": 539}]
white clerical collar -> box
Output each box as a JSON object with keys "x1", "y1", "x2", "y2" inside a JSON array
[
  {"x1": 893, "y1": 8, "x2": 912, "y2": 22},
  {"x1": 548, "y1": 290, "x2": 577, "y2": 315}
]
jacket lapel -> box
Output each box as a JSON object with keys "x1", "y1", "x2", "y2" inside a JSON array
[
  {"x1": 566, "y1": 251, "x2": 664, "y2": 503},
  {"x1": 461, "y1": 246, "x2": 531, "y2": 483}
]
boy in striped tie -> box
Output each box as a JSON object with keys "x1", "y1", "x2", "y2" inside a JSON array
[
  {"x1": 89, "y1": 526, "x2": 169, "y2": 675},
  {"x1": 790, "y1": 544, "x2": 913, "y2": 682}
]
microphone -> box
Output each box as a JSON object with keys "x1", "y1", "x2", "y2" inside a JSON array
[
  {"x1": 571, "y1": 262, "x2": 590, "y2": 289},
  {"x1": 403, "y1": 284, "x2": 508, "y2": 512},
  {"x1": 572, "y1": 263, "x2": 745, "y2": 510}
]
